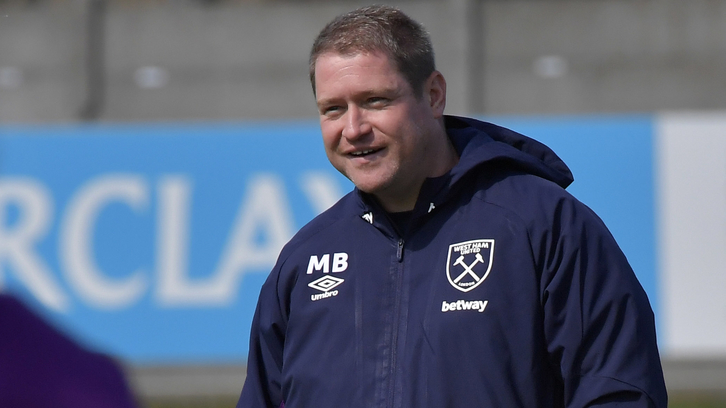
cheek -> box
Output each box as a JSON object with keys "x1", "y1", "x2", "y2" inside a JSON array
[
  {"x1": 320, "y1": 125, "x2": 346, "y2": 170},
  {"x1": 320, "y1": 123, "x2": 340, "y2": 151}
]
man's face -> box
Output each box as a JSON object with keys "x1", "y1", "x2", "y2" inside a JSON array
[{"x1": 314, "y1": 51, "x2": 443, "y2": 210}]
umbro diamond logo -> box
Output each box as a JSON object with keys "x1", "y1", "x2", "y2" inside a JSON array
[{"x1": 308, "y1": 276, "x2": 344, "y2": 301}]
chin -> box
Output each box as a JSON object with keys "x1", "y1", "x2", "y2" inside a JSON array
[
  {"x1": 353, "y1": 183, "x2": 383, "y2": 195},
  {"x1": 347, "y1": 171, "x2": 396, "y2": 196},
  {"x1": 350, "y1": 180, "x2": 385, "y2": 195}
]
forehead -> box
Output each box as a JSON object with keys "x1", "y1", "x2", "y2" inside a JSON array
[{"x1": 314, "y1": 52, "x2": 408, "y2": 96}]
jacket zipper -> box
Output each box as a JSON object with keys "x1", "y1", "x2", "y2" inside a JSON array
[{"x1": 388, "y1": 238, "x2": 405, "y2": 407}]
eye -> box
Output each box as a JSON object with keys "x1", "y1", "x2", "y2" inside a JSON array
[
  {"x1": 321, "y1": 105, "x2": 344, "y2": 117},
  {"x1": 366, "y1": 97, "x2": 388, "y2": 107}
]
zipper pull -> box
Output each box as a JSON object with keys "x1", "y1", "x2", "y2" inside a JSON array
[{"x1": 397, "y1": 238, "x2": 404, "y2": 262}]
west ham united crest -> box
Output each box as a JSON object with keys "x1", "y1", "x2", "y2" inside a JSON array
[{"x1": 446, "y1": 239, "x2": 495, "y2": 292}]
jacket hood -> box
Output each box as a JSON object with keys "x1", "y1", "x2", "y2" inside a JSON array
[
  {"x1": 352, "y1": 115, "x2": 574, "y2": 220},
  {"x1": 445, "y1": 115, "x2": 574, "y2": 189}
]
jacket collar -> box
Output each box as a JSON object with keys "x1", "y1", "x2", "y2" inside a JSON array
[{"x1": 352, "y1": 115, "x2": 574, "y2": 232}]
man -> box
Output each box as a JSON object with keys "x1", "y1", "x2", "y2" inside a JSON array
[{"x1": 238, "y1": 5, "x2": 667, "y2": 407}]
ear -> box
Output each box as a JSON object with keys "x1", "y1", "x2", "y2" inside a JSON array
[{"x1": 426, "y1": 71, "x2": 447, "y2": 118}]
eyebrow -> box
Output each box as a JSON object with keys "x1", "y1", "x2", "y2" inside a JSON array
[{"x1": 316, "y1": 97, "x2": 339, "y2": 109}]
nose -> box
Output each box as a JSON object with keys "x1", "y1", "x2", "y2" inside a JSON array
[{"x1": 341, "y1": 107, "x2": 371, "y2": 140}]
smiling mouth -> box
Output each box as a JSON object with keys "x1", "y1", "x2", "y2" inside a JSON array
[{"x1": 349, "y1": 148, "x2": 382, "y2": 157}]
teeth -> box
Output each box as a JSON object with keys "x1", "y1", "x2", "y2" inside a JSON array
[{"x1": 352, "y1": 149, "x2": 375, "y2": 156}]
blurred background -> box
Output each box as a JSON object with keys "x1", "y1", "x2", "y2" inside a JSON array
[{"x1": 1, "y1": 0, "x2": 725, "y2": 406}]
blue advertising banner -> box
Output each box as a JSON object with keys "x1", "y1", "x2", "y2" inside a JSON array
[
  {"x1": 0, "y1": 121, "x2": 351, "y2": 363},
  {"x1": 0, "y1": 116, "x2": 657, "y2": 363}
]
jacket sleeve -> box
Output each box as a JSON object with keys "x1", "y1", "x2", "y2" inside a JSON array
[
  {"x1": 538, "y1": 197, "x2": 668, "y2": 407},
  {"x1": 237, "y1": 265, "x2": 288, "y2": 408}
]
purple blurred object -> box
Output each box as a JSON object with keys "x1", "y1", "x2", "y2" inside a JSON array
[{"x1": 0, "y1": 294, "x2": 139, "y2": 408}]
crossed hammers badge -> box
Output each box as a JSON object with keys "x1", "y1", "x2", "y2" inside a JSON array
[{"x1": 446, "y1": 239, "x2": 495, "y2": 292}]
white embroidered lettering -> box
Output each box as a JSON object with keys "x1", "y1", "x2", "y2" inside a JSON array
[
  {"x1": 332, "y1": 252, "x2": 348, "y2": 272},
  {"x1": 441, "y1": 300, "x2": 488, "y2": 313},
  {"x1": 306, "y1": 254, "x2": 330, "y2": 274}
]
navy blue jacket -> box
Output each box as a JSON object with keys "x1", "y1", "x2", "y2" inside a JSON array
[{"x1": 238, "y1": 116, "x2": 667, "y2": 407}]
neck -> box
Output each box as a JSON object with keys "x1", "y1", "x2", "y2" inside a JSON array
[{"x1": 376, "y1": 189, "x2": 420, "y2": 213}]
